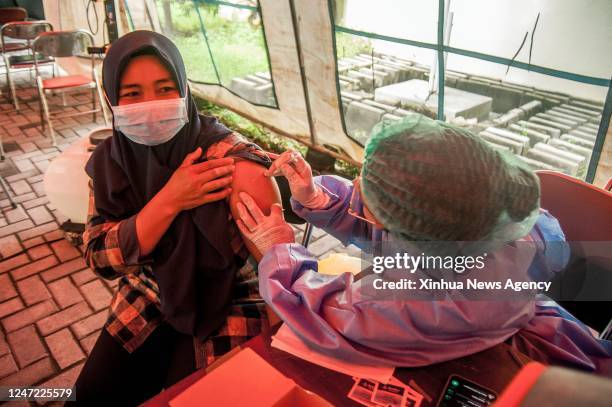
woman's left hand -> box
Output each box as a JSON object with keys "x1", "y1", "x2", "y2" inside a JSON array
[{"x1": 235, "y1": 192, "x2": 295, "y2": 257}]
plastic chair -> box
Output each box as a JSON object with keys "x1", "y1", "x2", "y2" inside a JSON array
[
  {"x1": 1, "y1": 20, "x2": 54, "y2": 110},
  {"x1": 536, "y1": 170, "x2": 612, "y2": 338},
  {"x1": 32, "y1": 30, "x2": 109, "y2": 145}
]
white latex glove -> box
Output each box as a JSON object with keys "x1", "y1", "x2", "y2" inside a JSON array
[
  {"x1": 264, "y1": 150, "x2": 329, "y2": 209},
  {"x1": 235, "y1": 192, "x2": 295, "y2": 256}
]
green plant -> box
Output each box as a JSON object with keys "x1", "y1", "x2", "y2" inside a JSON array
[{"x1": 195, "y1": 97, "x2": 361, "y2": 178}]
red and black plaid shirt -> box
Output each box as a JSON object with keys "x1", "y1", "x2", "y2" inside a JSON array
[{"x1": 83, "y1": 134, "x2": 270, "y2": 366}]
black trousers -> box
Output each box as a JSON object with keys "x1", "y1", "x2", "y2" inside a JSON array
[{"x1": 72, "y1": 323, "x2": 196, "y2": 406}]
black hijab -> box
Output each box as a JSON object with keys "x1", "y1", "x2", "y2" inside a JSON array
[{"x1": 85, "y1": 31, "x2": 241, "y2": 340}]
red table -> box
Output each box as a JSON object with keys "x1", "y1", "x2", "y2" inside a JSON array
[{"x1": 144, "y1": 326, "x2": 530, "y2": 406}]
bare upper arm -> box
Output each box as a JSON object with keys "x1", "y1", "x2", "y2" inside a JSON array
[{"x1": 229, "y1": 159, "x2": 282, "y2": 261}]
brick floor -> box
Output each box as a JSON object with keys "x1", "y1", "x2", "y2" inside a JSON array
[{"x1": 0, "y1": 68, "x2": 352, "y2": 398}]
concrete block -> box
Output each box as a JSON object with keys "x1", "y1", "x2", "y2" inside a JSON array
[
  {"x1": 485, "y1": 127, "x2": 530, "y2": 153},
  {"x1": 484, "y1": 141, "x2": 511, "y2": 152},
  {"x1": 229, "y1": 77, "x2": 258, "y2": 99},
  {"x1": 358, "y1": 68, "x2": 387, "y2": 87},
  {"x1": 535, "y1": 113, "x2": 580, "y2": 128},
  {"x1": 549, "y1": 139, "x2": 592, "y2": 161},
  {"x1": 517, "y1": 120, "x2": 561, "y2": 138},
  {"x1": 253, "y1": 83, "x2": 274, "y2": 105},
  {"x1": 490, "y1": 85, "x2": 524, "y2": 112},
  {"x1": 375, "y1": 79, "x2": 492, "y2": 120},
  {"x1": 393, "y1": 108, "x2": 413, "y2": 117},
  {"x1": 517, "y1": 156, "x2": 559, "y2": 172},
  {"x1": 560, "y1": 134, "x2": 595, "y2": 149},
  {"x1": 550, "y1": 106, "x2": 592, "y2": 121},
  {"x1": 363, "y1": 99, "x2": 398, "y2": 113},
  {"x1": 479, "y1": 131, "x2": 525, "y2": 154},
  {"x1": 339, "y1": 75, "x2": 361, "y2": 89},
  {"x1": 509, "y1": 124, "x2": 550, "y2": 146},
  {"x1": 455, "y1": 79, "x2": 491, "y2": 96},
  {"x1": 255, "y1": 72, "x2": 271, "y2": 81},
  {"x1": 382, "y1": 113, "x2": 402, "y2": 122},
  {"x1": 493, "y1": 108, "x2": 524, "y2": 127},
  {"x1": 346, "y1": 70, "x2": 375, "y2": 92},
  {"x1": 568, "y1": 129, "x2": 596, "y2": 142},
  {"x1": 245, "y1": 74, "x2": 269, "y2": 85},
  {"x1": 544, "y1": 109, "x2": 587, "y2": 125},
  {"x1": 518, "y1": 100, "x2": 543, "y2": 116},
  {"x1": 560, "y1": 103, "x2": 600, "y2": 117},
  {"x1": 533, "y1": 142, "x2": 585, "y2": 166},
  {"x1": 529, "y1": 117, "x2": 572, "y2": 133},
  {"x1": 525, "y1": 149, "x2": 579, "y2": 176},
  {"x1": 570, "y1": 100, "x2": 603, "y2": 113},
  {"x1": 345, "y1": 102, "x2": 385, "y2": 144}
]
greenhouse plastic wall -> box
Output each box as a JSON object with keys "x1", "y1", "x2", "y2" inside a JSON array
[
  {"x1": 332, "y1": 0, "x2": 611, "y2": 183},
  {"x1": 123, "y1": 0, "x2": 279, "y2": 108}
]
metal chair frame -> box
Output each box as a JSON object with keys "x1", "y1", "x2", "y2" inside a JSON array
[
  {"x1": 32, "y1": 29, "x2": 109, "y2": 145},
  {"x1": 1, "y1": 20, "x2": 54, "y2": 110}
]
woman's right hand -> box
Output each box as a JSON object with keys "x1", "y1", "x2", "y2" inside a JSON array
[{"x1": 161, "y1": 147, "x2": 235, "y2": 213}]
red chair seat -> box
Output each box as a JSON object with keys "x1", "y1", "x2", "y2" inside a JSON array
[{"x1": 43, "y1": 75, "x2": 92, "y2": 90}]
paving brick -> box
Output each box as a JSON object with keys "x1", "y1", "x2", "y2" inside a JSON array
[
  {"x1": 7, "y1": 325, "x2": 47, "y2": 368},
  {"x1": 2, "y1": 299, "x2": 56, "y2": 332},
  {"x1": 48, "y1": 277, "x2": 84, "y2": 309},
  {"x1": 10, "y1": 255, "x2": 58, "y2": 281},
  {"x1": 0, "y1": 357, "x2": 55, "y2": 386},
  {"x1": 21, "y1": 236, "x2": 44, "y2": 249},
  {"x1": 0, "y1": 219, "x2": 34, "y2": 239},
  {"x1": 0, "y1": 297, "x2": 24, "y2": 319},
  {"x1": 0, "y1": 333, "x2": 9, "y2": 356},
  {"x1": 80, "y1": 280, "x2": 112, "y2": 311},
  {"x1": 37, "y1": 302, "x2": 92, "y2": 336},
  {"x1": 50, "y1": 239, "x2": 80, "y2": 262},
  {"x1": 0, "y1": 235, "x2": 23, "y2": 258},
  {"x1": 40, "y1": 362, "x2": 83, "y2": 389},
  {"x1": 0, "y1": 253, "x2": 29, "y2": 274},
  {"x1": 0, "y1": 274, "x2": 17, "y2": 302},
  {"x1": 0, "y1": 354, "x2": 18, "y2": 379},
  {"x1": 44, "y1": 229, "x2": 65, "y2": 242},
  {"x1": 44, "y1": 328, "x2": 85, "y2": 369},
  {"x1": 79, "y1": 329, "x2": 100, "y2": 355},
  {"x1": 71, "y1": 268, "x2": 96, "y2": 286},
  {"x1": 26, "y1": 243, "x2": 53, "y2": 261},
  {"x1": 306, "y1": 234, "x2": 343, "y2": 257},
  {"x1": 4, "y1": 205, "x2": 28, "y2": 224},
  {"x1": 41, "y1": 257, "x2": 87, "y2": 283},
  {"x1": 17, "y1": 221, "x2": 59, "y2": 241},
  {"x1": 16, "y1": 275, "x2": 51, "y2": 305},
  {"x1": 27, "y1": 203, "x2": 53, "y2": 225},
  {"x1": 71, "y1": 310, "x2": 107, "y2": 339},
  {"x1": 9, "y1": 180, "x2": 32, "y2": 195}
]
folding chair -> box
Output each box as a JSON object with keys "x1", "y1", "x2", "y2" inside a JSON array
[
  {"x1": 0, "y1": 7, "x2": 27, "y2": 25},
  {"x1": 32, "y1": 30, "x2": 108, "y2": 145},
  {"x1": 537, "y1": 170, "x2": 612, "y2": 339},
  {"x1": 0, "y1": 7, "x2": 27, "y2": 54},
  {"x1": 1, "y1": 20, "x2": 54, "y2": 110}
]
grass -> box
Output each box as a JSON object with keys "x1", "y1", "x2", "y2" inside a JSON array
[{"x1": 157, "y1": 2, "x2": 271, "y2": 85}]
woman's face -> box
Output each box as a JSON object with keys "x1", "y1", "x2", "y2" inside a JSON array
[{"x1": 118, "y1": 54, "x2": 180, "y2": 105}]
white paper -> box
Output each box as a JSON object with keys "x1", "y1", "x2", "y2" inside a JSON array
[{"x1": 271, "y1": 324, "x2": 394, "y2": 383}]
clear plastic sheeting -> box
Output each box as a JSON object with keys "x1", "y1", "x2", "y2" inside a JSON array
[
  {"x1": 123, "y1": 0, "x2": 278, "y2": 107},
  {"x1": 442, "y1": 54, "x2": 605, "y2": 181},
  {"x1": 448, "y1": 0, "x2": 612, "y2": 81}
]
